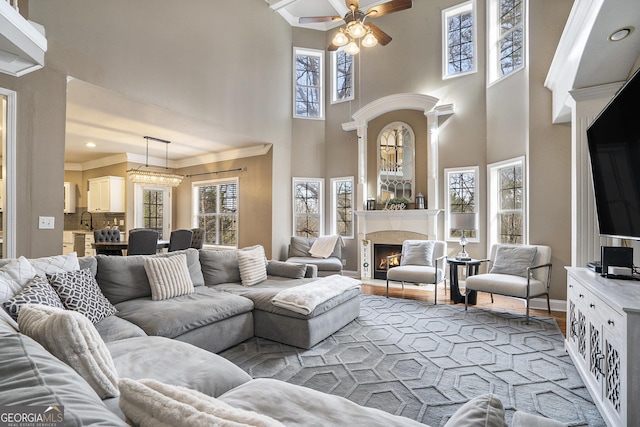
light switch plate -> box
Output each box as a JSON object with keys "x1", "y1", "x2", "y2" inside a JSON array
[{"x1": 38, "y1": 216, "x2": 55, "y2": 229}]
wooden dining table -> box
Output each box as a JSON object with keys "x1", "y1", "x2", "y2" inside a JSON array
[{"x1": 92, "y1": 239, "x2": 170, "y2": 253}]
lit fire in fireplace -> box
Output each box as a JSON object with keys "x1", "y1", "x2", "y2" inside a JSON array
[{"x1": 379, "y1": 253, "x2": 401, "y2": 270}]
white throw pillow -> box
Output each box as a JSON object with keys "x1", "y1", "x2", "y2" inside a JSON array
[
  {"x1": 18, "y1": 304, "x2": 120, "y2": 399},
  {"x1": 489, "y1": 246, "x2": 537, "y2": 278},
  {"x1": 0, "y1": 256, "x2": 37, "y2": 303},
  {"x1": 237, "y1": 245, "x2": 267, "y2": 287},
  {"x1": 118, "y1": 378, "x2": 284, "y2": 427},
  {"x1": 143, "y1": 254, "x2": 195, "y2": 301},
  {"x1": 400, "y1": 240, "x2": 434, "y2": 267},
  {"x1": 30, "y1": 252, "x2": 80, "y2": 277}
]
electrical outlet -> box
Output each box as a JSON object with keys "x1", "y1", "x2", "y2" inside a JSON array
[
  {"x1": 38, "y1": 216, "x2": 55, "y2": 229},
  {"x1": 342, "y1": 259, "x2": 347, "y2": 266}
]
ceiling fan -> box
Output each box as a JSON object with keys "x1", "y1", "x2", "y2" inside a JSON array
[{"x1": 299, "y1": 0, "x2": 412, "y2": 55}]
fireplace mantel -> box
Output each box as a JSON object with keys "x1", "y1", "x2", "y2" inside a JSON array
[{"x1": 355, "y1": 209, "x2": 441, "y2": 236}]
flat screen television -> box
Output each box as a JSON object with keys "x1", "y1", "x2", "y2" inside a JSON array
[{"x1": 587, "y1": 66, "x2": 640, "y2": 240}]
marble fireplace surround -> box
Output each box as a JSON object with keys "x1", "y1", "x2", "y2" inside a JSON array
[{"x1": 356, "y1": 209, "x2": 441, "y2": 279}]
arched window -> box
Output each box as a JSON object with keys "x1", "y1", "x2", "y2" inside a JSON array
[{"x1": 377, "y1": 122, "x2": 415, "y2": 202}]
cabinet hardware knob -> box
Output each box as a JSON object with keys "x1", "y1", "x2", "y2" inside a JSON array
[
  {"x1": 590, "y1": 303, "x2": 595, "y2": 308},
  {"x1": 569, "y1": 284, "x2": 573, "y2": 288},
  {"x1": 579, "y1": 294, "x2": 584, "y2": 298},
  {"x1": 608, "y1": 319, "x2": 614, "y2": 326}
]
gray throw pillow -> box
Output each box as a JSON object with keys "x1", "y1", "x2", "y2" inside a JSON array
[
  {"x1": 489, "y1": 246, "x2": 537, "y2": 278},
  {"x1": 199, "y1": 249, "x2": 241, "y2": 285},
  {"x1": 267, "y1": 260, "x2": 307, "y2": 279},
  {"x1": 400, "y1": 240, "x2": 434, "y2": 266}
]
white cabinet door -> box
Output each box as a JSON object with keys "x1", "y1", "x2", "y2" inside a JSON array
[{"x1": 88, "y1": 177, "x2": 124, "y2": 212}]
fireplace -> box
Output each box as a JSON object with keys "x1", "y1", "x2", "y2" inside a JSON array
[{"x1": 373, "y1": 244, "x2": 403, "y2": 280}]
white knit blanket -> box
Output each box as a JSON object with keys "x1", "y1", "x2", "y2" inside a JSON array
[
  {"x1": 309, "y1": 235, "x2": 342, "y2": 259},
  {"x1": 271, "y1": 275, "x2": 361, "y2": 315}
]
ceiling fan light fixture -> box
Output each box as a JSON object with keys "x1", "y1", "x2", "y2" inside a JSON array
[
  {"x1": 362, "y1": 30, "x2": 378, "y2": 47},
  {"x1": 346, "y1": 20, "x2": 366, "y2": 39},
  {"x1": 332, "y1": 29, "x2": 349, "y2": 47},
  {"x1": 344, "y1": 41, "x2": 360, "y2": 55}
]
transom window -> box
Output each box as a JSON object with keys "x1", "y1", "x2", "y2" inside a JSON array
[
  {"x1": 294, "y1": 47, "x2": 324, "y2": 119},
  {"x1": 445, "y1": 167, "x2": 479, "y2": 241},
  {"x1": 488, "y1": 157, "x2": 525, "y2": 246},
  {"x1": 331, "y1": 48, "x2": 354, "y2": 103},
  {"x1": 378, "y1": 122, "x2": 415, "y2": 202},
  {"x1": 488, "y1": 0, "x2": 525, "y2": 83},
  {"x1": 293, "y1": 178, "x2": 324, "y2": 237},
  {"x1": 331, "y1": 177, "x2": 354, "y2": 239},
  {"x1": 442, "y1": 0, "x2": 477, "y2": 79},
  {"x1": 192, "y1": 179, "x2": 238, "y2": 247}
]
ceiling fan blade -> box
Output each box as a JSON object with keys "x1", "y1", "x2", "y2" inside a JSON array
[
  {"x1": 367, "y1": 22, "x2": 392, "y2": 45},
  {"x1": 367, "y1": 0, "x2": 412, "y2": 18},
  {"x1": 299, "y1": 16, "x2": 343, "y2": 24},
  {"x1": 345, "y1": 0, "x2": 359, "y2": 11}
]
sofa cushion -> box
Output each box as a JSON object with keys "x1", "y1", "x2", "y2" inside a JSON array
[
  {"x1": 289, "y1": 236, "x2": 341, "y2": 259},
  {"x1": 17, "y1": 304, "x2": 120, "y2": 399},
  {"x1": 267, "y1": 260, "x2": 307, "y2": 279},
  {"x1": 114, "y1": 286, "x2": 254, "y2": 338},
  {"x1": 0, "y1": 324, "x2": 126, "y2": 426},
  {"x1": 118, "y1": 378, "x2": 282, "y2": 427},
  {"x1": 444, "y1": 393, "x2": 507, "y2": 427},
  {"x1": 48, "y1": 268, "x2": 117, "y2": 324},
  {"x1": 2, "y1": 276, "x2": 65, "y2": 321},
  {"x1": 78, "y1": 255, "x2": 98, "y2": 277},
  {"x1": 237, "y1": 245, "x2": 267, "y2": 286},
  {"x1": 108, "y1": 336, "x2": 252, "y2": 397},
  {"x1": 95, "y1": 315, "x2": 147, "y2": 343},
  {"x1": 143, "y1": 254, "x2": 194, "y2": 300},
  {"x1": 96, "y1": 248, "x2": 203, "y2": 304},
  {"x1": 286, "y1": 256, "x2": 343, "y2": 272}
]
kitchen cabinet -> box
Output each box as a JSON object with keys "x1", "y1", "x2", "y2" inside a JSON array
[
  {"x1": 88, "y1": 176, "x2": 124, "y2": 213},
  {"x1": 73, "y1": 232, "x2": 94, "y2": 257},
  {"x1": 63, "y1": 182, "x2": 76, "y2": 213}
]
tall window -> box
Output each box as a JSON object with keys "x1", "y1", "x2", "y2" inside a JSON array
[
  {"x1": 331, "y1": 48, "x2": 354, "y2": 103},
  {"x1": 442, "y1": 0, "x2": 476, "y2": 79},
  {"x1": 294, "y1": 47, "x2": 324, "y2": 119},
  {"x1": 134, "y1": 184, "x2": 171, "y2": 240},
  {"x1": 488, "y1": 0, "x2": 525, "y2": 83},
  {"x1": 488, "y1": 157, "x2": 525, "y2": 246},
  {"x1": 331, "y1": 177, "x2": 354, "y2": 238},
  {"x1": 293, "y1": 178, "x2": 324, "y2": 237},
  {"x1": 445, "y1": 167, "x2": 479, "y2": 241},
  {"x1": 192, "y1": 179, "x2": 238, "y2": 247}
]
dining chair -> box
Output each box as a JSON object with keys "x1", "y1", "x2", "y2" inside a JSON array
[
  {"x1": 168, "y1": 229, "x2": 193, "y2": 252},
  {"x1": 190, "y1": 228, "x2": 205, "y2": 249},
  {"x1": 127, "y1": 228, "x2": 159, "y2": 256},
  {"x1": 93, "y1": 228, "x2": 123, "y2": 256}
]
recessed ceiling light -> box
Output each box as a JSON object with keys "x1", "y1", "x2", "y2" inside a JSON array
[
  {"x1": 85, "y1": 142, "x2": 96, "y2": 148},
  {"x1": 609, "y1": 27, "x2": 633, "y2": 41}
]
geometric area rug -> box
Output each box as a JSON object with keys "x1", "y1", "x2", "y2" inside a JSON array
[{"x1": 220, "y1": 295, "x2": 605, "y2": 426}]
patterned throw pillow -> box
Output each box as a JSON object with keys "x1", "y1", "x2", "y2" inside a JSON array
[
  {"x1": 2, "y1": 276, "x2": 65, "y2": 321},
  {"x1": 47, "y1": 268, "x2": 117, "y2": 324},
  {"x1": 0, "y1": 256, "x2": 37, "y2": 304},
  {"x1": 30, "y1": 252, "x2": 80, "y2": 277},
  {"x1": 143, "y1": 254, "x2": 195, "y2": 301},
  {"x1": 237, "y1": 245, "x2": 267, "y2": 286}
]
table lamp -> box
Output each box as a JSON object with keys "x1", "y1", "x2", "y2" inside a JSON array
[{"x1": 450, "y1": 213, "x2": 476, "y2": 260}]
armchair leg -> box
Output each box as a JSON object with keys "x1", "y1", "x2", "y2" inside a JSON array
[
  {"x1": 546, "y1": 293, "x2": 551, "y2": 314},
  {"x1": 525, "y1": 299, "x2": 530, "y2": 324},
  {"x1": 465, "y1": 293, "x2": 468, "y2": 311},
  {"x1": 386, "y1": 278, "x2": 389, "y2": 298},
  {"x1": 434, "y1": 281, "x2": 438, "y2": 305},
  {"x1": 490, "y1": 293, "x2": 494, "y2": 303}
]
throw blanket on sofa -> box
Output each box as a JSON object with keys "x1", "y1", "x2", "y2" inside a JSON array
[
  {"x1": 309, "y1": 235, "x2": 343, "y2": 259},
  {"x1": 272, "y1": 275, "x2": 361, "y2": 315}
]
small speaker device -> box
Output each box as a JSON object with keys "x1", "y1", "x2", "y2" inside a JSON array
[{"x1": 601, "y1": 246, "x2": 633, "y2": 277}]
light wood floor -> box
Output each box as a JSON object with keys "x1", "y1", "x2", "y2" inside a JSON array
[{"x1": 360, "y1": 280, "x2": 567, "y2": 337}]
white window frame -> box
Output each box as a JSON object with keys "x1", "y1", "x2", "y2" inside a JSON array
[
  {"x1": 444, "y1": 166, "x2": 480, "y2": 242},
  {"x1": 487, "y1": 0, "x2": 526, "y2": 85},
  {"x1": 293, "y1": 47, "x2": 324, "y2": 119},
  {"x1": 442, "y1": 0, "x2": 477, "y2": 80},
  {"x1": 191, "y1": 177, "x2": 239, "y2": 249},
  {"x1": 330, "y1": 176, "x2": 354, "y2": 239},
  {"x1": 487, "y1": 156, "x2": 527, "y2": 249},
  {"x1": 133, "y1": 183, "x2": 172, "y2": 240},
  {"x1": 331, "y1": 48, "x2": 354, "y2": 104},
  {"x1": 292, "y1": 177, "x2": 324, "y2": 237}
]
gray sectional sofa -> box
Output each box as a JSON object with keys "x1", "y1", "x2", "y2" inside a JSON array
[
  {"x1": 286, "y1": 236, "x2": 344, "y2": 276},
  {"x1": 0, "y1": 249, "x2": 566, "y2": 426}
]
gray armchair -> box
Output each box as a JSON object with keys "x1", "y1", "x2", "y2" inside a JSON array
[
  {"x1": 286, "y1": 236, "x2": 343, "y2": 277},
  {"x1": 464, "y1": 244, "x2": 553, "y2": 323},
  {"x1": 386, "y1": 240, "x2": 447, "y2": 303}
]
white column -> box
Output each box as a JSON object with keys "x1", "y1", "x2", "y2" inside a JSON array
[{"x1": 568, "y1": 83, "x2": 622, "y2": 267}]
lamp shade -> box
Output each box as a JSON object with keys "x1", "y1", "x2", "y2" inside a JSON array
[{"x1": 450, "y1": 213, "x2": 476, "y2": 230}]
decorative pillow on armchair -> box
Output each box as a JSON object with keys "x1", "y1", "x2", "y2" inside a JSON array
[
  {"x1": 400, "y1": 240, "x2": 435, "y2": 266},
  {"x1": 489, "y1": 246, "x2": 537, "y2": 278}
]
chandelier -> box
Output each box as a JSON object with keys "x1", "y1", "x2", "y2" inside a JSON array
[
  {"x1": 331, "y1": 12, "x2": 378, "y2": 55},
  {"x1": 126, "y1": 136, "x2": 184, "y2": 187}
]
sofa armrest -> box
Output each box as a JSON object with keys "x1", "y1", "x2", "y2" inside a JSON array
[{"x1": 304, "y1": 264, "x2": 318, "y2": 278}]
